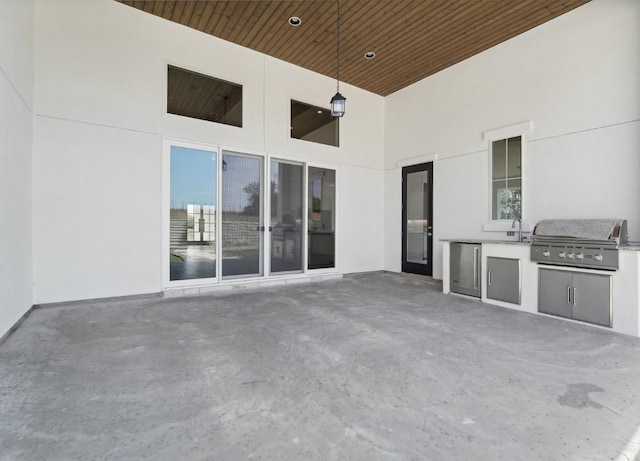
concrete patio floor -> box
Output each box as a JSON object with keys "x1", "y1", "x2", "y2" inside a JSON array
[{"x1": 1, "y1": 272, "x2": 640, "y2": 460}]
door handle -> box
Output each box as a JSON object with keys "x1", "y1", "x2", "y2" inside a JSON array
[
  {"x1": 427, "y1": 232, "x2": 433, "y2": 237},
  {"x1": 567, "y1": 286, "x2": 572, "y2": 305},
  {"x1": 487, "y1": 270, "x2": 492, "y2": 286},
  {"x1": 473, "y1": 248, "x2": 479, "y2": 289},
  {"x1": 573, "y1": 287, "x2": 577, "y2": 306}
]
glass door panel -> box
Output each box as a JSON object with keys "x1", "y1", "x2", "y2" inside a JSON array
[
  {"x1": 270, "y1": 160, "x2": 304, "y2": 274},
  {"x1": 406, "y1": 171, "x2": 429, "y2": 263},
  {"x1": 169, "y1": 146, "x2": 217, "y2": 281},
  {"x1": 221, "y1": 153, "x2": 263, "y2": 278},
  {"x1": 308, "y1": 167, "x2": 336, "y2": 269}
]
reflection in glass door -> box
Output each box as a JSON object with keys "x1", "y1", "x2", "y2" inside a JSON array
[
  {"x1": 169, "y1": 146, "x2": 217, "y2": 281},
  {"x1": 270, "y1": 160, "x2": 303, "y2": 274},
  {"x1": 308, "y1": 167, "x2": 336, "y2": 269},
  {"x1": 221, "y1": 152, "x2": 263, "y2": 278},
  {"x1": 402, "y1": 162, "x2": 433, "y2": 276}
]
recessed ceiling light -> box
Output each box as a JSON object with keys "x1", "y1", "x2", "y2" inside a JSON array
[
  {"x1": 288, "y1": 16, "x2": 302, "y2": 26},
  {"x1": 364, "y1": 51, "x2": 376, "y2": 60},
  {"x1": 317, "y1": 110, "x2": 323, "y2": 114}
]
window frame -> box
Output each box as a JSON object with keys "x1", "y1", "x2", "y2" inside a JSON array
[
  {"x1": 482, "y1": 121, "x2": 532, "y2": 232},
  {"x1": 289, "y1": 99, "x2": 340, "y2": 148},
  {"x1": 164, "y1": 63, "x2": 244, "y2": 128}
]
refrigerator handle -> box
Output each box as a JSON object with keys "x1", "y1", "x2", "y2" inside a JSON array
[{"x1": 473, "y1": 247, "x2": 479, "y2": 289}]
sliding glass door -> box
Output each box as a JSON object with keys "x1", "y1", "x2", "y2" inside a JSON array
[
  {"x1": 169, "y1": 145, "x2": 217, "y2": 282},
  {"x1": 221, "y1": 152, "x2": 264, "y2": 279},
  {"x1": 270, "y1": 160, "x2": 304, "y2": 274},
  {"x1": 165, "y1": 141, "x2": 338, "y2": 287},
  {"x1": 308, "y1": 167, "x2": 336, "y2": 270}
]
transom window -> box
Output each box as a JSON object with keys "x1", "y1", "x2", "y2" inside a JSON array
[
  {"x1": 167, "y1": 65, "x2": 243, "y2": 127},
  {"x1": 290, "y1": 100, "x2": 339, "y2": 147}
]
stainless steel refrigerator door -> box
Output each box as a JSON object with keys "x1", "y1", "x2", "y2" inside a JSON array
[{"x1": 450, "y1": 243, "x2": 481, "y2": 297}]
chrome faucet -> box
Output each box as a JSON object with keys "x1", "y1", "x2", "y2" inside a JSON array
[{"x1": 512, "y1": 218, "x2": 523, "y2": 242}]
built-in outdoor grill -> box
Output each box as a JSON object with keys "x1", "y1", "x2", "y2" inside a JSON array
[{"x1": 530, "y1": 219, "x2": 628, "y2": 271}]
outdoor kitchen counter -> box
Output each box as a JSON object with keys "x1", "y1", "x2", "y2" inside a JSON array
[{"x1": 441, "y1": 239, "x2": 640, "y2": 337}]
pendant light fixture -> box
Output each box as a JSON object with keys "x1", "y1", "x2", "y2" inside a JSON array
[{"x1": 330, "y1": 0, "x2": 346, "y2": 117}]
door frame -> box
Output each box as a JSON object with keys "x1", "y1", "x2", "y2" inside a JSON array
[
  {"x1": 162, "y1": 138, "x2": 221, "y2": 289},
  {"x1": 401, "y1": 162, "x2": 434, "y2": 276}
]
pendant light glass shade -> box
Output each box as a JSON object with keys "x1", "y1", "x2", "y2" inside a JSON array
[{"x1": 330, "y1": 92, "x2": 346, "y2": 117}]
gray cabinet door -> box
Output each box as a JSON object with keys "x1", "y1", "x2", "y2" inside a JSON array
[
  {"x1": 487, "y1": 257, "x2": 521, "y2": 304},
  {"x1": 571, "y1": 272, "x2": 611, "y2": 327},
  {"x1": 539, "y1": 268, "x2": 572, "y2": 319}
]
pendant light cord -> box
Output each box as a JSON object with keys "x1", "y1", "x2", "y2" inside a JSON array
[{"x1": 336, "y1": 0, "x2": 340, "y2": 93}]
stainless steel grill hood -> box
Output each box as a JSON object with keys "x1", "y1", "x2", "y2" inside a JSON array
[
  {"x1": 531, "y1": 219, "x2": 628, "y2": 244},
  {"x1": 530, "y1": 219, "x2": 628, "y2": 270}
]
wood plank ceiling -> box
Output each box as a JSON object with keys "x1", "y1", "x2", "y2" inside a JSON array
[{"x1": 118, "y1": 0, "x2": 590, "y2": 96}]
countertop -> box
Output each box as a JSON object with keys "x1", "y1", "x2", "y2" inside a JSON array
[
  {"x1": 440, "y1": 238, "x2": 530, "y2": 246},
  {"x1": 440, "y1": 239, "x2": 640, "y2": 251}
]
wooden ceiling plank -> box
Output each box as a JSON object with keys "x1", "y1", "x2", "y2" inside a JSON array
[
  {"x1": 211, "y1": 1, "x2": 241, "y2": 38},
  {"x1": 198, "y1": 1, "x2": 216, "y2": 35},
  {"x1": 151, "y1": 0, "x2": 164, "y2": 16},
  {"x1": 411, "y1": 1, "x2": 564, "y2": 70},
  {"x1": 354, "y1": 0, "x2": 545, "y2": 94},
  {"x1": 310, "y1": 0, "x2": 468, "y2": 79},
  {"x1": 239, "y1": 2, "x2": 282, "y2": 50},
  {"x1": 271, "y1": 1, "x2": 329, "y2": 63},
  {"x1": 234, "y1": 1, "x2": 271, "y2": 47},
  {"x1": 373, "y1": 0, "x2": 588, "y2": 94},
  {"x1": 161, "y1": 1, "x2": 176, "y2": 21},
  {"x1": 195, "y1": 1, "x2": 216, "y2": 32},
  {"x1": 225, "y1": 1, "x2": 261, "y2": 44},
  {"x1": 282, "y1": 1, "x2": 342, "y2": 65},
  {"x1": 130, "y1": 1, "x2": 146, "y2": 11},
  {"x1": 186, "y1": 1, "x2": 207, "y2": 31},
  {"x1": 241, "y1": 2, "x2": 289, "y2": 50},
  {"x1": 170, "y1": 1, "x2": 185, "y2": 23},
  {"x1": 335, "y1": 4, "x2": 454, "y2": 89},
  {"x1": 371, "y1": 1, "x2": 586, "y2": 95},
  {"x1": 179, "y1": 1, "x2": 197, "y2": 27},
  {"x1": 299, "y1": 0, "x2": 399, "y2": 71},
  {"x1": 251, "y1": 2, "x2": 300, "y2": 55}
]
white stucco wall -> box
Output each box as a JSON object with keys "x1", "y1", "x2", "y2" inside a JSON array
[
  {"x1": 384, "y1": 0, "x2": 640, "y2": 279},
  {"x1": 0, "y1": 0, "x2": 34, "y2": 338},
  {"x1": 32, "y1": 0, "x2": 384, "y2": 303}
]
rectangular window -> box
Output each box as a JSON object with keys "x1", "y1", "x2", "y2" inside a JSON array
[
  {"x1": 491, "y1": 136, "x2": 522, "y2": 220},
  {"x1": 167, "y1": 65, "x2": 242, "y2": 127},
  {"x1": 291, "y1": 100, "x2": 339, "y2": 147}
]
